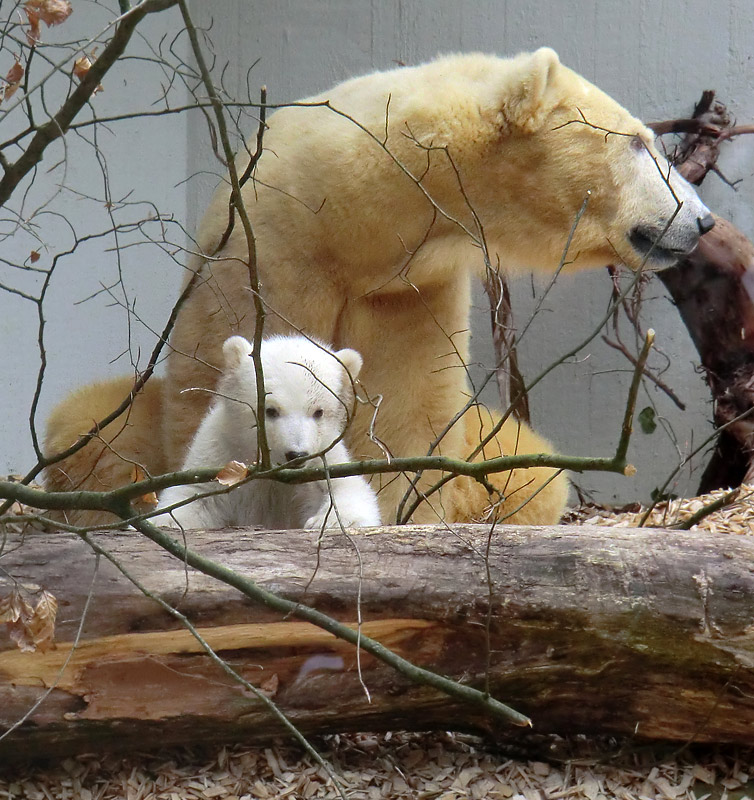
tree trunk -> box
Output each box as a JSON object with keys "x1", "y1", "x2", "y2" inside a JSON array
[
  {"x1": 651, "y1": 93, "x2": 754, "y2": 491},
  {"x1": 484, "y1": 268, "x2": 530, "y2": 422},
  {"x1": 2, "y1": 524, "x2": 754, "y2": 758},
  {"x1": 657, "y1": 215, "x2": 754, "y2": 491}
]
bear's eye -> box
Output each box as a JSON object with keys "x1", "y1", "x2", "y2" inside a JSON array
[
  {"x1": 265, "y1": 407, "x2": 279, "y2": 419},
  {"x1": 630, "y1": 135, "x2": 646, "y2": 153},
  {"x1": 312, "y1": 408, "x2": 324, "y2": 420}
]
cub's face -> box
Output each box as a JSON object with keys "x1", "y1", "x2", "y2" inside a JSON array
[
  {"x1": 219, "y1": 335, "x2": 362, "y2": 467},
  {"x1": 261, "y1": 360, "x2": 350, "y2": 466}
]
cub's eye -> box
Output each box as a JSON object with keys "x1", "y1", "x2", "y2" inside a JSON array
[
  {"x1": 265, "y1": 407, "x2": 279, "y2": 419},
  {"x1": 630, "y1": 134, "x2": 646, "y2": 153},
  {"x1": 312, "y1": 408, "x2": 324, "y2": 420}
]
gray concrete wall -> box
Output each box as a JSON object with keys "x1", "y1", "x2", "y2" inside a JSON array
[
  {"x1": 1, "y1": 4, "x2": 188, "y2": 476},
  {"x1": 4, "y1": 0, "x2": 754, "y2": 507}
]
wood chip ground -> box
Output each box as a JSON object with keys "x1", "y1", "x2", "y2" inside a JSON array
[
  {"x1": 1, "y1": 731, "x2": 753, "y2": 800},
  {"x1": 0, "y1": 733, "x2": 754, "y2": 800},
  {"x1": 2, "y1": 487, "x2": 754, "y2": 799}
]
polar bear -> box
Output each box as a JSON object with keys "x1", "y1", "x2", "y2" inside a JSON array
[
  {"x1": 154, "y1": 335, "x2": 381, "y2": 530},
  {"x1": 44, "y1": 48, "x2": 712, "y2": 527}
]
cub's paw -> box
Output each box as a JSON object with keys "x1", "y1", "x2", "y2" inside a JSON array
[
  {"x1": 304, "y1": 504, "x2": 379, "y2": 530},
  {"x1": 149, "y1": 512, "x2": 181, "y2": 528},
  {"x1": 304, "y1": 506, "x2": 336, "y2": 530}
]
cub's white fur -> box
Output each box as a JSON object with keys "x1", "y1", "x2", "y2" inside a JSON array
[{"x1": 154, "y1": 335, "x2": 381, "y2": 530}]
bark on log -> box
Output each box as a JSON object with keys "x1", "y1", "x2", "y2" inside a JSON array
[{"x1": 2, "y1": 525, "x2": 754, "y2": 758}]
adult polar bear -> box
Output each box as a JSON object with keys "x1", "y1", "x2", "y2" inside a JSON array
[{"x1": 44, "y1": 49, "x2": 712, "y2": 526}]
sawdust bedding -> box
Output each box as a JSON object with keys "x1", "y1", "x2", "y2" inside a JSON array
[
  {"x1": 0, "y1": 731, "x2": 752, "y2": 800},
  {"x1": 2, "y1": 487, "x2": 754, "y2": 800}
]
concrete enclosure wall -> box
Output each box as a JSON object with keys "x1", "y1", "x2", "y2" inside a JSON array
[{"x1": 3, "y1": 0, "x2": 754, "y2": 506}]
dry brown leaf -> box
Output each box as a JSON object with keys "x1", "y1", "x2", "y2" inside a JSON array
[
  {"x1": 259, "y1": 673, "x2": 279, "y2": 698},
  {"x1": 2, "y1": 589, "x2": 35, "y2": 652},
  {"x1": 73, "y1": 54, "x2": 103, "y2": 94},
  {"x1": 29, "y1": 250, "x2": 40, "y2": 263},
  {"x1": 26, "y1": 590, "x2": 58, "y2": 652},
  {"x1": 137, "y1": 491, "x2": 159, "y2": 509},
  {"x1": 1, "y1": 59, "x2": 24, "y2": 103},
  {"x1": 1, "y1": 587, "x2": 57, "y2": 652},
  {"x1": 0, "y1": 587, "x2": 28, "y2": 625},
  {"x1": 73, "y1": 54, "x2": 92, "y2": 80},
  {"x1": 5, "y1": 60, "x2": 24, "y2": 86},
  {"x1": 131, "y1": 464, "x2": 158, "y2": 509},
  {"x1": 25, "y1": 0, "x2": 72, "y2": 27},
  {"x1": 24, "y1": 0, "x2": 71, "y2": 44},
  {"x1": 216, "y1": 460, "x2": 249, "y2": 486},
  {"x1": 25, "y1": 10, "x2": 41, "y2": 44}
]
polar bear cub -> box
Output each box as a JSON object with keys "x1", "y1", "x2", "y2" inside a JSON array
[{"x1": 154, "y1": 334, "x2": 381, "y2": 530}]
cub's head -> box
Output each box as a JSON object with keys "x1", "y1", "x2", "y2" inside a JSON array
[{"x1": 220, "y1": 335, "x2": 362, "y2": 466}]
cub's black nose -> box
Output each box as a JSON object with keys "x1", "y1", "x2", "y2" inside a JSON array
[
  {"x1": 697, "y1": 213, "x2": 715, "y2": 235},
  {"x1": 285, "y1": 450, "x2": 309, "y2": 463}
]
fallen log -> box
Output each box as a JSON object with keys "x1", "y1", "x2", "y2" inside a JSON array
[{"x1": 1, "y1": 524, "x2": 754, "y2": 758}]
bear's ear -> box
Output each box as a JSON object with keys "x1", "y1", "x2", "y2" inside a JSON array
[
  {"x1": 223, "y1": 335, "x2": 253, "y2": 369},
  {"x1": 335, "y1": 348, "x2": 363, "y2": 381},
  {"x1": 500, "y1": 47, "x2": 561, "y2": 132}
]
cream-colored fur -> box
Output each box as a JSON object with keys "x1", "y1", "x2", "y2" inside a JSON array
[
  {"x1": 43, "y1": 376, "x2": 165, "y2": 528},
  {"x1": 154, "y1": 335, "x2": 381, "y2": 530},
  {"x1": 44, "y1": 49, "x2": 711, "y2": 526},
  {"x1": 443, "y1": 408, "x2": 569, "y2": 526}
]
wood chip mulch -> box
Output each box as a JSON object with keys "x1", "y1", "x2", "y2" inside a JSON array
[
  {"x1": 1, "y1": 731, "x2": 753, "y2": 800},
  {"x1": 567, "y1": 484, "x2": 754, "y2": 535}
]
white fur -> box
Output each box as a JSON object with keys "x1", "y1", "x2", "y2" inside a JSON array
[{"x1": 154, "y1": 335, "x2": 381, "y2": 530}]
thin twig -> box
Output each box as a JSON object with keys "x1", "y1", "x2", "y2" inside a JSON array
[
  {"x1": 179, "y1": 0, "x2": 270, "y2": 467},
  {"x1": 0, "y1": 0, "x2": 180, "y2": 208},
  {"x1": 673, "y1": 488, "x2": 741, "y2": 530}
]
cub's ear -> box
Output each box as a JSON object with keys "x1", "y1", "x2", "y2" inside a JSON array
[
  {"x1": 499, "y1": 47, "x2": 561, "y2": 132},
  {"x1": 222, "y1": 335, "x2": 253, "y2": 369},
  {"x1": 335, "y1": 348, "x2": 363, "y2": 381}
]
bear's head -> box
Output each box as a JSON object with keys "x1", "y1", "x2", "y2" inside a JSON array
[
  {"x1": 278, "y1": 48, "x2": 712, "y2": 280},
  {"x1": 219, "y1": 335, "x2": 362, "y2": 467},
  {"x1": 479, "y1": 47, "x2": 713, "y2": 272}
]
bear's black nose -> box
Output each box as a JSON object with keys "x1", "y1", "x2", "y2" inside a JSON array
[
  {"x1": 285, "y1": 450, "x2": 309, "y2": 463},
  {"x1": 697, "y1": 213, "x2": 715, "y2": 235}
]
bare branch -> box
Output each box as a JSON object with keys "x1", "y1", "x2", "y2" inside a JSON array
[{"x1": 0, "y1": 0, "x2": 180, "y2": 208}]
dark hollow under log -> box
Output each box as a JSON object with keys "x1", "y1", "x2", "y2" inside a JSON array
[{"x1": 1, "y1": 524, "x2": 754, "y2": 759}]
